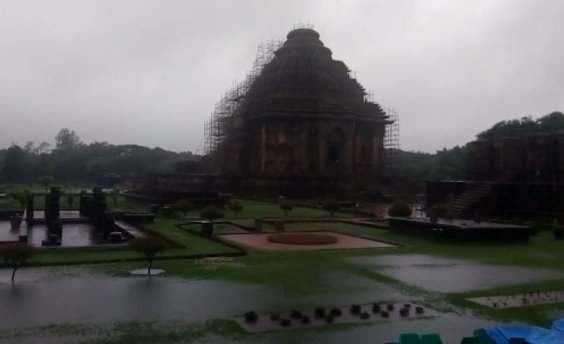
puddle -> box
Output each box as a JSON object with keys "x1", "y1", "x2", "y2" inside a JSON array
[
  {"x1": 0, "y1": 265, "x2": 506, "y2": 343},
  {"x1": 129, "y1": 268, "x2": 166, "y2": 276},
  {"x1": 0, "y1": 267, "x2": 270, "y2": 331},
  {"x1": 350, "y1": 255, "x2": 564, "y2": 293}
]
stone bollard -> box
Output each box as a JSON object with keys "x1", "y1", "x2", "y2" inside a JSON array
[
  {"x1": 254, "y1": 218, "x2": 263, "y2": 232},
  {"x1": 10, "y1": 214, "x2": 23, "y2": 230},
  {"x1": 201, "y1": 221, "x2": 214, "y2": 237}
]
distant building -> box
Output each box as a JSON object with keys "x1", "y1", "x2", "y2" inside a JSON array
[
  {"x1": 427, "y1": 133, "x2": 564, "y2": 218},
  {"x1": 468, "y1": 134, "x2": 564, "y2": 183}
]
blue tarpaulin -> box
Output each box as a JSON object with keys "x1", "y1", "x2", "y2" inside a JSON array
[{"x1": 486, "y1": 318, "x2": 564, "y2": 344}]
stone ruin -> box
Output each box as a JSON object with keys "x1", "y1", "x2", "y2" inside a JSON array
[{"x1": 146, "y1": 28, "x2": 393, "y2": 199}]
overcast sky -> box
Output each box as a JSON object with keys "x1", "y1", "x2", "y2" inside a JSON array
[{"x1": 1, "y1": 0, "x2": 563, "y2": 153}]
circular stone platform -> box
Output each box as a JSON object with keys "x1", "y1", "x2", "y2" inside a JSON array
[{"x1": 267, "y1": 233, "x2": 338, "y2": 246}]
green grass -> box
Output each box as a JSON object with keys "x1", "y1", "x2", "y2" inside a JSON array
[
  {"x1": 225, "y1": 199, "x2": 332, "y2": 218},
  {"x1": 2, "y1": 192, "x2": 564, "y2": 339}
]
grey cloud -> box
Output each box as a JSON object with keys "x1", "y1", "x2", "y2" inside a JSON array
[{"x1": 0, "y1": 0, "x2": 563, "y2": 153}]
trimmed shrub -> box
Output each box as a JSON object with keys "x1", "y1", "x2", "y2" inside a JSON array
[
  {"x1": 229, "y1": 201, "x2": 244, "y2": 217},
  {"x1": 244, "y1": 311, "x2": 258, "y2": 323},
  {"x1": 553, "y1": 226, "x2": 564, "y2": 240},
  {"x1": 290, "y1": 310, "x2": 303, "y2": 319},
  {"x1": 314, "y1": 307, "x2": 326, "y2": 318},
  {"x1": 350, "y1": 304, "x2": 361, "y2": 315},
  {"x1": 279, "y1": 318, "x2": 292, "y2": 327},
  {"x1": 329, "y1": 308, "x2": 342, "y2": 317},
  {"x1": 371, "y1": 304, "x2": 381, "y2": 313},
  {"x1": 273, "y1": 221, "x2": 285, "y2": 232},
  {"x1": 200, "y1": 206, "x2": 225, "y2": 222},
  {"x1": 160, "y1": 206, "x2": 174, "y2": 218},
  {"x1": 322, "y1": 199, "x2": 340, "y2": 216},
  {"x1": 172, "y1": 199, "x2": 194, "y2": 219},
  {"x1": 279, "y1": 202, "x2": 294, "y2": 217},
  {"x1": 387, "y1": 203, "x2": 412, "y2": 217}
]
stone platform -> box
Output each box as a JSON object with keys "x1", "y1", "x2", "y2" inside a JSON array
[{"x1": 389, "y1": 217, "x2": 530, "y2": 242}]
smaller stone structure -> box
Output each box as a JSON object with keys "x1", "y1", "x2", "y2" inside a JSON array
[{"x1": 428, "y1": 133, "x2": 564, "y2": 218}]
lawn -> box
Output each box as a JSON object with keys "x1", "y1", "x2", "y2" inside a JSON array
[{"x1": 1, "y1": 196, "x2": 563, "y2": 343}]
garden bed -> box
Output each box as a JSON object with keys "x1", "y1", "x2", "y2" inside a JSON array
[
  {"x1": 235, "y1": 301, "x2": 438, "y2": 333},
  {"x1": 218, "y1": 231, "x2": 397, "y2": 251}
]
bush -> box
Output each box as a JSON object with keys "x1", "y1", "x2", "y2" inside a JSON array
[
  {"x1": 314, "y1": 307, "x2": 326, "y2": 318},
  {"x1": 172, "y1": 199, "x2": 194, "y2": 219},
  {"x1": 0, "y1": 243, "x2": 37, "y2": 283},
  {"x1": 274, "y1": 221, "x2": 285, "y2": 232},
  {"x1": 322, "y1": 199, "x2": 340, "y2": 216},
  {"x1": 553, "y1": 226, "x2": 564, "y2": 240},
  {"x1": 244, "y1": 311, "x2": 258, "y2": 323},
  {"x1": 199, "y1": 206, "x2": 225, "y2": 222},
  {"x1": 229, "y1": 201, "x2": 244, "y2": 217},
  {"x1": 387, "y1": 203, "x2": 412, "y2": 217},
  {"x1": 279, "y1": 202, "x2": 294, "y2": 217}
]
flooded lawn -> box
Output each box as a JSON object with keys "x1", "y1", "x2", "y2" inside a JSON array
[
  {"x1": 0, "y1": 267, "x2": 269, "y2": 331},
  {"x1": 350, "y1": 254, "x2": 564, "y2": 293},
  {"x1": 0, "y1": 264, "x2": 504, "y2": 343}
]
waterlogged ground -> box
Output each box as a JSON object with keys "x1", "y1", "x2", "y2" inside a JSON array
[
  {"x1": 0, "y1": 262, "x2": 501, "y2": 344},
  {"x1": 350, "y1": 254, "x2": 564, "y2": 293}
]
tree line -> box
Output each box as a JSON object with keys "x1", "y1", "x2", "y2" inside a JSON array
[
  {"x1": 0, "y1": 128, "x2": 197, "y2": 183},
  {"x1": 387, "y1": 111, "x2": 564, "y2": 181}
]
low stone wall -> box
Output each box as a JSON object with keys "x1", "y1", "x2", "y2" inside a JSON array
[{"x1": 389, "y1": 217, "x2": 530, "y2": 242}]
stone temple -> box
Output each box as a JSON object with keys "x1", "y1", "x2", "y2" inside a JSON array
[{"x1": 147, "y1": 28, "x2": 393, "y2": 199}]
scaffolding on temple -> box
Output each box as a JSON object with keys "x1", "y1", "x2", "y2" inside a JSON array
[
  {"x1": 384, "y1": 108, "x2": 400, "y2": 171},
  {"x1": 203, "y1": 39, "x2": 282, "y2": 155},
  {"x1": 384, "y1": 108, "x2": 399, "y2": 150}
]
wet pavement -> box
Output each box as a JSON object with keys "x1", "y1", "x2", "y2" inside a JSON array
[
  {"x1": 0, "y1": 267, "x2": 269, "y2": 331},
  {"x1": 350, "y1": 254, "x2": 564, "y2": 293},
  {"x1": 0, "y1": 265, "x2": 504, "y2": 343}
]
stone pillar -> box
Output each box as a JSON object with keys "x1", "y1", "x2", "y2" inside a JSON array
[
  {"x1": 260, "y1": 122, "x2": 266, "y2": 174},
  {"x1": 372, "y1": 136, "x2": 381, "y2": 175},
  {"x1": 25, "y1": 193, "x2": 34, "y2": 225}
]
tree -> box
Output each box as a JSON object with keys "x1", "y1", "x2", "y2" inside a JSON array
[
  {"x1": 200, "y1": 206, "x2": 225, "y2": 222},
  {"x1": 280, "y1": 202, "x2": 294, "y2": 217},
  {"x1": 229, "y1": 201, "x2": 244, "y2": 217},
  {"x1": 55, "y1": 128, "x2": 81, "y2": 151},
  {"x1": 322, "y1": 199, "x2": 340, "y2": 216},
  {"x1": 66, "y1": 193, "x2": 75, "y2": 208},
  {"x1": 8, "y1": 191, "x2": 26, "y2": 209},
  {"x1": 129, "y1": 236, "x2": 168, "y2": 276},
  {"x1": 172, "y1": 199, "x2": 194, "y2": 219},
  {"x1": 37, "y1": 176, "x2": 56, "y2": 190},
  {"x1": 2, "y1": 145, "x2": 25, "y2": 181},
  {"x1": 0, "y1": 244, "x2": 37, "y2": 283},
  {"x1": 110, "y1": 189, "x2": 120, "y2": 208}
]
